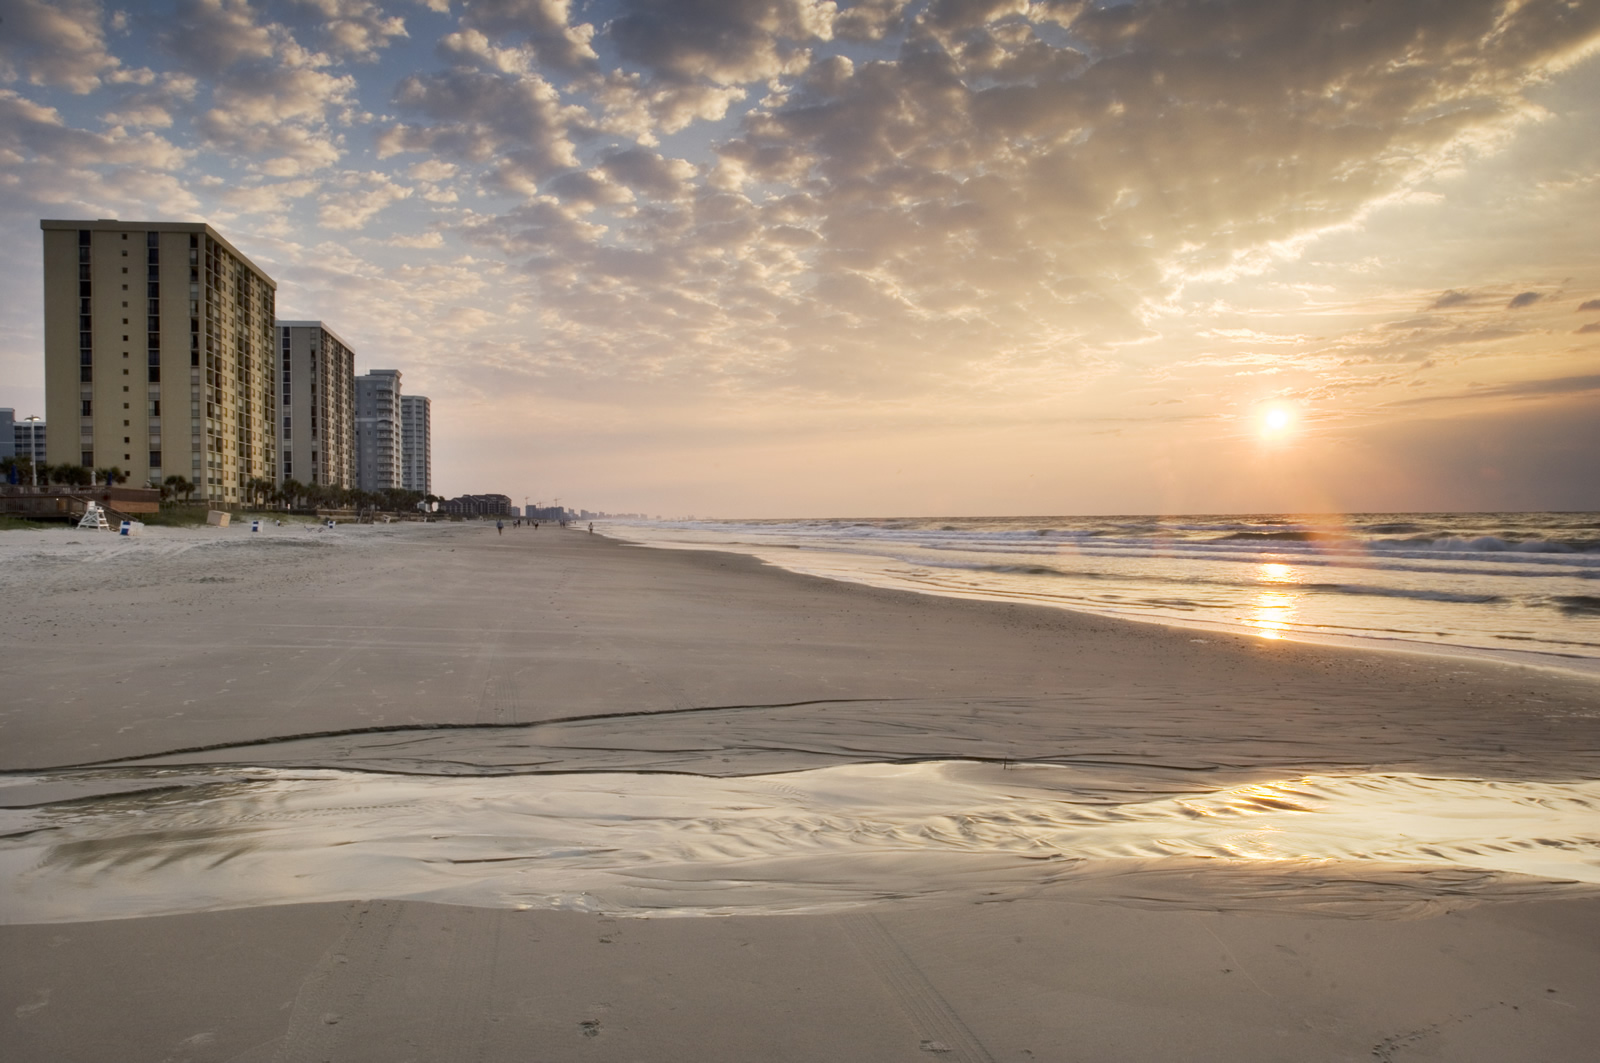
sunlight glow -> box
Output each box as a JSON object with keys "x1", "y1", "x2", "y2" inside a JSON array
[
  {"x1": 1247, "y1": 562, "x2": 1304, "y2": 638},
  {"x1": 1259, "y1": 562, "x2": 1297, "y2": 584},
  {"x1": 1261, "y1": 406, "x2": 1294, "y2": 439}
]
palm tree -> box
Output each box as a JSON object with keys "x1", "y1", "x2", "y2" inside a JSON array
[
  {"x1": 244, "y1": 476, "x2": 275, "y2": 509},
  {"x1": 55, "y1": 464, "x2": 92, "y2": 486},
  {"x1": 164, "y1": 474, "x2": 195, "y2": 503}
]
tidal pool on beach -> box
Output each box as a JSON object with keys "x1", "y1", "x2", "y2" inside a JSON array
[{"x1": 3, "y1": 761, "x2": 1597, "y2": 924}]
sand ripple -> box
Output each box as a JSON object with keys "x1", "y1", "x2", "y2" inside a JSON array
[{"x1": 1, "y1": 762, "x2": 1597, "y2": 923}]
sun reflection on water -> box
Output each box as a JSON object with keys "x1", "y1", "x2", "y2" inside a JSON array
[{"x1": 1249, "y1": 563, "x2": 1302, "y2": 638}]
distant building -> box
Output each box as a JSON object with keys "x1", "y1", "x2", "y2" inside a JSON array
[
  {"x1": 16, "y1": 416, "x2": 46, "y2": 465},
  {"x1": 441, "y1": 493, "x2": 512, "y2": 517},
  {"x1": 400, "y1": 394, "x2": 430, "y2": 496},
  {"x1": 41, "y1": 219, "x2": 277, "y2": 503},
  {"x1": 0, "y1": 409, "x2": 13, "y2": 460},
  {"x1": 275, "y1": 322, "x2": 355, "y2": 489},
  {"x1": 354, "y1": 369, "x2": 402, "y2": 492}
]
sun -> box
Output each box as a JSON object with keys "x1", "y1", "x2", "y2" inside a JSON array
[{"x1": 1261, "y1": 406, "x2": 1293, "y2": 438}]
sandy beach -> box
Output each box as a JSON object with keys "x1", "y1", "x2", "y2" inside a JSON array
[{"x1": 3, "y1": 521, "x2": 1599, "y2": 1062}]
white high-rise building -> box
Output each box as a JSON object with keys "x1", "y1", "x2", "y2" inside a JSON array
[
  {"x1": 400, "y1": 394, "x2": 430, "y2": 496},
  {"x1": 41, "y1": 219, "x2": 277, "y2": 502},
  {"x1": 16, "y1": 416, "x2": 46, "y2": 465},
  {"x1": 276, "y1": 321, "x2": 355, "y2": 488},
  {"x1": 354, "y1": 369, "x2": 402, "y2": 492}
]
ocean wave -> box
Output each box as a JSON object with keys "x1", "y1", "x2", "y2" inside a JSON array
[
  {"x1": 1212, "y1": 530, "x2": 1331, "y2": 543},
  {"x1": 1376, "y1": 535, "x2": 1597, "y2": 554},
  {"x1": 1359, "y1": 522, "x2": 1430, "y2": 534},
  {"x1": 1313, "y1": 584, "x2": 1506, "y2": 604},
  {"x1": 1552, "y1": 595, "x2": 1600, "y2": 617}
]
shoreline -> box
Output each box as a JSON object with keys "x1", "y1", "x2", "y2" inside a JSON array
[{"x1": 599, "y1": 523, "x2": 1600, "y2": 680}]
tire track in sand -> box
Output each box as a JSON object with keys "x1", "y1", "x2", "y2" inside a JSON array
[
  {"x1": 412, "y1": 908, "x2": 506, "y2": 1062},
  {"x1": 840, "y1": 912, "x2": 996, "y2": 1063},
  {"x1": 271, "y1": 899, "x2": 403, "y2": 1063}
]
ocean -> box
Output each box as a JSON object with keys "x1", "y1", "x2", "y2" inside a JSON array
[{"x1": 605, "y1": 513, "x2": 1600, "y2": 674}]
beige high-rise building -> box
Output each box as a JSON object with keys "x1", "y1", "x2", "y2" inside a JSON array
[
  {"x1": 276, "y1": 321, "x2": 355, "y2": 488},
  {"x1": 41, "y1": 220, "x2": 277, "y2": 503}
]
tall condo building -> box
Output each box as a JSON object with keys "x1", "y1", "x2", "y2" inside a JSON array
[
  {"x1": 400, "y1": 394, "x2": 431, "y2": 496},
  {"x1": 354, "y1": 369, "x2": 402, "y2": 491},
  {"x1": 41, "y1": 220, "x2": 276, "y2": 502},
  {"x1": 276, "y1": 321, "x2": 355, "y2": 488},
  {"x1": 16, "y1": 416, "x2": 46, "y2": 465}
]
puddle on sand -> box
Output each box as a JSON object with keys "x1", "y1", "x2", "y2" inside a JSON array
[{"x1": 2, "y1": 761, "x2": 1598, "y2": 924}]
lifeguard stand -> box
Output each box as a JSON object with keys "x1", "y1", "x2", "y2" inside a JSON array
[{"x1": 77, "y1": 501, "x2": 111, "y2": 530}]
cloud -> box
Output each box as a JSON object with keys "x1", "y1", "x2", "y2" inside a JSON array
[
  {"x1": 380, "y1": 67, "x2": 582, "y2": 191},
  {"x1": 0, "y1": 0, "x2": 123, "y2": 93},
  {"x1": 216, "y1": 177, "x2": 321, "y2": 215},
  {"x1": 316, "y1": 170, "x2": 413, "y2": 229},
  {"x1": 458, "y1": 0, "x2": 599, "y2": 74},
  {"x1": 386, "y1": 230, "x2": 445, "y2": 248},
  {"x1": 1429, "y1": 290, "x2": 1475, "y2": 310},
  {"x1": 1578, "y1": 298, "x2": 1600, "y2": 312},
  {"x1": 608, "y1": 0, "x2": 829, "y2": 86},
  {"x1": 598, "y1": 148, "x2": 696, "y2": 199},
  {"x1": 101, "y1": 73, "x2": 201, "y2": 129},
  {"x1": 0, "y1": 90, "x2": 189, "y2": 170},
  {"x1": 1577, "y1": 322, "x2": 1600, "y2": 335},
  {"x1": 291, "y1": 0, "x2": 409, "y2": 61},
  {"x1": 1392, "y1": 374, "x2": 1600, "y2": 407},
  {"x1": 162, "y1": 0, "x2": 357, "y2": 173},
  {"x1": 161, "y1": 0, "x2": 277, "y2": 78},
  {"x1": 594, "y1": 73, "x2": 747, "y2": 143},
  {"x1": 0, "y1": 92, "x2": 198, "y2": 220},
  {"x1": 1506, "y1": 291, "x2": 1543, "y2": 309}
]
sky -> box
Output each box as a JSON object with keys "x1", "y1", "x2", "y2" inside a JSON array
[{"x1": 1, "y1": 0, "x2": 1598, "y2": 517}]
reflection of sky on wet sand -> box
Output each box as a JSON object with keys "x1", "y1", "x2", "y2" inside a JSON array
[{"x1": 3, "y1": 763, "x2": 1598, "y2": 924}]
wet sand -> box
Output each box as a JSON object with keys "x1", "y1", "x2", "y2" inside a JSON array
[{"x1": 2, "y1": 522, "x2": 1599, "y2": 1061}]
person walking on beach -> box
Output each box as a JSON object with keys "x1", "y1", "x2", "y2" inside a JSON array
[{"x1": 496, "y1": 519, "x2": 504, "y2": 536}]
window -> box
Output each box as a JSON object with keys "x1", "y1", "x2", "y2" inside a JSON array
[
  {"x1": 83, "y1": 451, "x2": 93, "y2": 466},
  {"x1": 150, "y1": 451, "x2": 161, "y2": 467},
  {"x1": 82, "y1": 400, "x2": 92, "y2": 415}
]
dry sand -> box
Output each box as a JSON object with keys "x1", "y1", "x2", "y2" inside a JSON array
[{"x1": 2, "y1": 521, "x2": 1598, "y2": 1061}]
